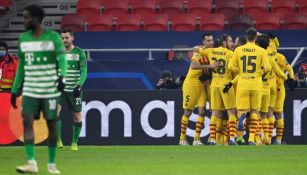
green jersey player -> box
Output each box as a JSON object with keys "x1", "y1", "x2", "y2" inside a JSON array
[
  {"x1": 10, "y1": 5, "x2": 67, "y2": 174},
  {"x1": 57, "y1": 28, "x2": 87, "y2": 151}
]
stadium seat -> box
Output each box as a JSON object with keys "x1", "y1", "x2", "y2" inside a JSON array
[
  {"x1": 0, "y1": 0, "x2": 11, "y2": 9},
  {"x1": 186, "y1": 0, "x2": 212, "y2": 16},
  {"x1": 76, "y1": 0, "x2": 101, "y2": 16},
  {"x1": 243, "y1": 0, "x2": 268, "y2": 16},
  {"x1": 61, "y1": 15, "x2": 85, "y2": 32},
  {"x1": 171, "y1": 14, "x2": 197, "y2": 31},
  {"x1": 215, "y1": 0, "x2": 241, "y2": 18},
  {"x1": 103, "y1": 0, "x2": 129, "y2": 15},
  {"x1": 200, "y1": 14, "x2": 225, "y2": 30},
  {"x1": 130, "y1": 0, "x2": 157, "y2": 15},
  {"x1": 271, "y1": 0, "x2": 296, "y2": 15},
  {"x1": 297, "y1": 0, "x2": 307, "y2": 13},
  {"x1": 143, "y1": 14, "x2": 168, "y2": 31},
  {"x1": 114, "y1": 14, "x2": 141, "y2": 31},
  {"x1": 159, "y1": 0, "x2": 184, "y2": 16},
  {"x1": 228, "y1": 14, "x2": 253, "y2": 30},
  {"x1": 87, "y1": 15, "x2": 113, "y2": 31},
  {"x1": 254, "y1": 13, "x2": 281, "y2": 30},
  {"x1": 284, "y1": 14, "x2": 306, "y2": 30}
]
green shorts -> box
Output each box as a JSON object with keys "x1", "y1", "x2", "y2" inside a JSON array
[
  {"x1": 22, "y1": 96, "x2": 59, "y2": 120},
  {"x1": 59, "y1": 91, "x2": 82, "y2": 112}
]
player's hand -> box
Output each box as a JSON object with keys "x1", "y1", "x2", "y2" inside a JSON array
[
  {"x1": 73, "y1": 85, "x2": 81, "y2": 98},
  {"x1": 56, "y1": 76, "x2": 66, "y2": 91},
  {"x1": 192, "y1": 46, "x2": 200, "y2": 53},
  {"x1": 287, "y1": 78, "x2": 295, "y2": 91},
  {"x1": 208, "y1": 62, "x2": 222, "y2": 69},
  {"x1": 223, "y1": 82, "x2": 233, "y2": 93},
  {"x1": 10, "y1": 93, "x2": 17, "y2": 109}
]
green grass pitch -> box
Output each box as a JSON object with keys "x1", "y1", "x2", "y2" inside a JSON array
[{"x1": 0, "y1": 145, "x2": 306, "y2": 175}]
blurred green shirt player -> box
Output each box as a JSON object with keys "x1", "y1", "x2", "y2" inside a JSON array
[
  {"x1": 10, "y1": 5, "x2": 67, "y2": 174},
  {"x1": 56, "y1": 28, "x2": 87, "y2": 151}
]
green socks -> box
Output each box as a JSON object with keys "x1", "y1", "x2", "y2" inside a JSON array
[
  {"x1": 72, "y1": 122, "x2": 82, "y2": 144},
  {"x1": 56, "y1": 117, "x2": 62, "y2": 142},
  {"x1": 25, "y1": 144, "x2": 35, "y2": 160},
  {"x1": 48, "y1": 146, "x2": 57, "y2": 163}
]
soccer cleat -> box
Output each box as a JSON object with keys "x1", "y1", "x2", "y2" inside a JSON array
[
  {"x1": 228, "y1": 140, "x2": 238, "y2": 145},
  {"x1": 236, "y1": 136, "x2": 245, "y2": 145},
  {"x1": 273, "y1": 140, "x2": 281, "y2": 145},
  {"x1": 71, "y1": 143, "x2": 78, "y2": 151},
  {"x1": 248, "y1": 141, "x2": 256, "y2": 146},
  {"x1": 210, "y1": 141, "x2": 216, "y2": 146},
  {"x1": 179, "y1": 139, "x2": 190, "y2": 146},
  {"x1": 16, "y1": 160, "x2": 38, "y2": 173},
  {"x1": 57, "y1": 140, "x2": 63, "y2": 148},
  {"x1": 47, "y1": 163, "x2": 61, "y2": 174},
  {"x1": 192, "y1": 140, "x2": 204, "y2": 146}
]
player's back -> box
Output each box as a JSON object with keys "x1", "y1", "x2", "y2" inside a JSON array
[
  {"x1": 208, "y1": 47, "x2": 233, "y2": 87},
  {"x1": 230, "y1": 42, "x2": 269, "y2": 90}
]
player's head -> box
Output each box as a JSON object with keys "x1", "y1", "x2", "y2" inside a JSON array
[
  {"x1": 256, "y1": 34, "x2": 270, "y2": 49},
  {"x1": 246, "y1": 27, "x2": 257, "y2": 42},
  {"x1": 161, "y1": 70, "x2": 172, "y2": 80},
  {"x1": 0, "y1": 41, "x2": 8, "y2": 58},
  {"x1": 23, "y1": 5, "x2": 45, "y2": 30},
  {"x1": 214, "y1": 34, "x2": 233, "y2": 50},
  {"x1": 202, "y1": 33, "x2": 214, "y2": 48},
  {"x1": 61, "y1": 28, "x2": 74, "y2": 48},
  {"x1": 234, "y1": 36, "x2": 247, "y2": 48}
]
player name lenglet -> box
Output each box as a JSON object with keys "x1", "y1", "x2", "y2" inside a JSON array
[{"x1": 242, "y1": 48, "x2": 256, "y2": 52}]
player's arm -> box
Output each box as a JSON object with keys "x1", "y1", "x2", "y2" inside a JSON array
[
  {"x1": 228, "y1": 49, "x2": 239, "y2": 73},
  {"x1": 270, "y1": 58, "x2": 287, "y2": 80},
  {"x1": 190, "y1": 52, "x2": 220, "y2": 70},
  {"x1": 11, "y1": 41, "x2": 24, "y2": 94},
  {"x1": 54, "y1": 33, "x2": 67, "y2": 77},
  {"x1": 77, "y1": 50, "x2": 87, "y2": 86},
  {"x1": 261, "y1": 54, "x2": 271, "y2": 74},
  {"x1": 192, "y1": 46, "x2": 209, "y2": 58},
  {"x1": 285, "y1": 64, "x2": 295, "y2": 79}
]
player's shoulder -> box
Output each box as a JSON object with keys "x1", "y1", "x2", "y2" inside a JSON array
[
  {"x1": 46, "y1": 29, "x2": 61, "y2": 38},
  {"x1": 18, "y1": 30, "x2": 31, "y2": 40},
  {"x1": 192, "y1": 52, "x2": 202, "y2": 59},
  {"x1": 74, "y1": 46, "x2": 84, "y2": 52}
]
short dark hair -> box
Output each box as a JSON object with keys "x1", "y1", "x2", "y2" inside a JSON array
[
  {"x1": 202, "y1": 33, "x2": 213, "y2": 40},
  {"x1": 214, "y1": 34, "x2": 229, "y2": 47},
  {"x1": 61, "y1": 28, "x2": 74, "y2": 36},
  {"x1": 246, "y1": 27, "x2": 257, "y2": 42},
  {"x1": 237, "y1": 36, "x2": 247, "y2": 46},
  {"x1": 0, "y1": 41, "x2": 8, "y2": 51},
  {"x1": 256, "y1": 35, "x2": 270, "y2": 49},
  {"x1": 24, "y1": 5, "x2": 45, "y2": 23}
]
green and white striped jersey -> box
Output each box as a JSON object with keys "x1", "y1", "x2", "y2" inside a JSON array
[
  {"x1": 64, "y1": 46, "x2": 87, "y2": 92},
  {"x1": 17, "y1": 29, "x2": 65, "y2": 98}
]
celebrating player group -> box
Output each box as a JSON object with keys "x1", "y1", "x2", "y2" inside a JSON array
[{"x1": 179, "y1": 27, "x2": 295, "y2": 146}]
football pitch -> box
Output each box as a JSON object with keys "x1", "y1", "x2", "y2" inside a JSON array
[{"x1": 0, "y1": 145, "x2": 306, "y2": 175}]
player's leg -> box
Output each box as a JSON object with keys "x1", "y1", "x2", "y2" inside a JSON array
[
  {"x1": 274, "y1": 86, "x2": 286, "y2": 144},
  {"x1": 209, "y1": 87, "x2": 223, "y2": 145},
  {"x1": 215, "y1": 112, "x2": 223, "y2": 145},
  {"x1": 236, "y1": 90, "x2": 250, "y2": 143},
  {"x1": 222, "y1": 116, "x2": 229, "y2": 145},
  {"x1": 193, "y1": 86, "x2": 206, "y2": 145},
  {"x1": 56, "y1": 104, "x2": 63, "y2": 148},
  {"x1": 56, "y1": 93, "x2": 66, "y2": 148},
  {"x1": 259, "y1": 93, "x2": 270, "y2": 144},
  {"x1": 16, "y1": 96, "x2": 39, "y2": 173},
  {"x1": 180, "y1": 84, "x2": 197, "y2": 145},
  {"x1": 43, "y1": 98, "x2": 60, "y2": 174},
  {"x1": 70, "y1": 92, "x2": 83, "y2": 150},
  {"x1": 209, "y1": 109, "x2": 219, "y2": 145},
  {"x1": 268, "y1": 85, "x2": 277, "y2": 144},
  {"x1": 221, "y1": 86, "x2": 237, "y2": 145},
  {"x1": 248, "y1": 90, "x2": 262, "y2": 145}
]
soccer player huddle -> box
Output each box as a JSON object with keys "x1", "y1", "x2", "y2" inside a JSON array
[
  {"x1": 10, "y1": 5, "x2": 87, "y2": 174},
  {"x1": 179, "y1": 28, "x2": 295, "y2": 146}
]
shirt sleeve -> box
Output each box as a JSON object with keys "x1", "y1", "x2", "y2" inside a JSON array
[
  {"x1": 228, "y1": 49, "x2": 238, "y2": 73},
  {"x1": 77, "y1": 50, "x2": 87, "y2": 86},
  {"x1": 270, "y1": 58, "x2": 287, "y2": 80},
  {"x1": 53, "y1": 32, "x2": 67, "y2": 77}
]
